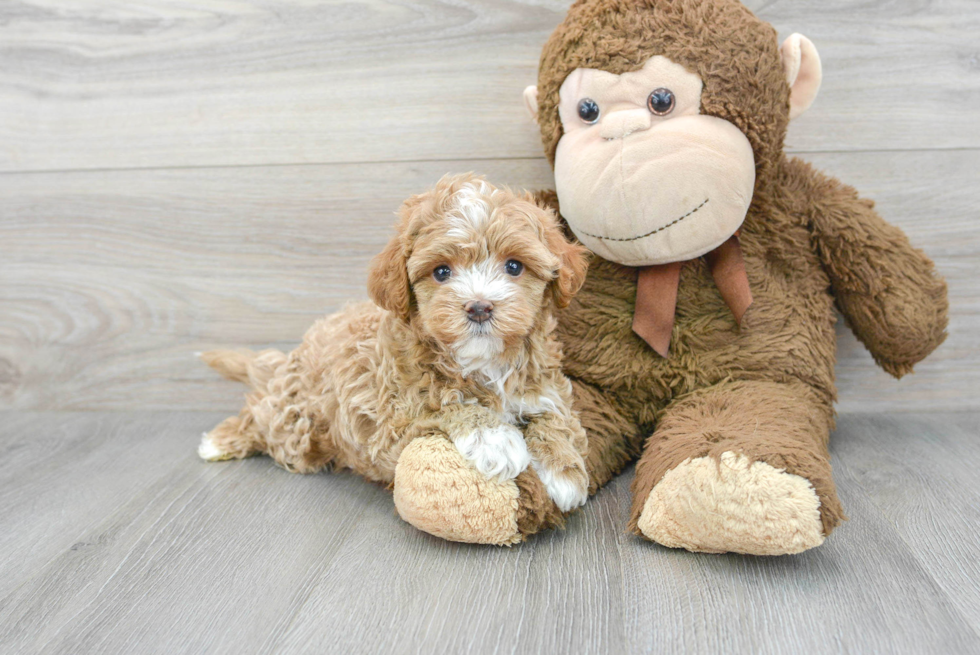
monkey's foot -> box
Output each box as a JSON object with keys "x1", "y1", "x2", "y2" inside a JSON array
[
  {"x1": 637, "y1": 451, "x2": 825, "y2": 556},
  {"x1": 393, "y1": 436, "x2": 564, "y2": 545}
]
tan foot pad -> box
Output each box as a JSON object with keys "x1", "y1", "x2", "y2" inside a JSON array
[
  {"x1": 393, "y1": 437, "x2": 523, "y2": 546},
  {"x1": 638, "y1": 451, "x2": 825, "y2": 556}
]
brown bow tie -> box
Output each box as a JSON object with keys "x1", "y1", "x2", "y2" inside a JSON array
[{"x1": 632, "y1": 234, "x2": 753, "y2": 357}]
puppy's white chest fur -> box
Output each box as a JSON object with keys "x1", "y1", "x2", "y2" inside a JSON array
[{"x1": 466, "y1": 361, "x2": 559, "y2": 424}]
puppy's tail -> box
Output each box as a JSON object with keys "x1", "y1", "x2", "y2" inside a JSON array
[{"x1": 199, "y1": 349, "x2": 286, "y2": 389}]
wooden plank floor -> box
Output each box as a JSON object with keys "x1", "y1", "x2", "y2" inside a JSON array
[
  {"x1": 2, "y1": 0, "x2": 980, "y2": 653},
  {"x1": 0, "y1": 412, "x2": 977, "y2": 654}
]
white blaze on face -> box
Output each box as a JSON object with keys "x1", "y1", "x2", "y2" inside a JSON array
[
  {"x1": 427, "y1": 182, "x2": 522, "y2": 377},
  {"x1": 447, "y1": 180, "x2": 498, "y2": 238},
  {"x1": 553, "y1": 55, "x2": 756, "y2": 267},
  {"x1": 448, "y1": 259, "x2": 516, "y2": 308},
  {"x1": 447, "y1": 258, "x2": 517, "y2": 376}
]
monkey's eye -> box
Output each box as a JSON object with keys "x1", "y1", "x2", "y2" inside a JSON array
[
  {"x1": 433, "y1": 265, "x2": 452, "y2": 282},
  {"x1": 577, "y1": 98, "x2": 600, "y2": 124},
  {"x1": 647, "y1": 88, "x2": 675, "y2": 116},
  {"x1": 504, "y1": 260, "x2": 524, "y2": 277}
]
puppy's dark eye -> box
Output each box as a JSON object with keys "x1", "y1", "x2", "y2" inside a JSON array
[
  {"x1": 504, "y1": 260, "x2": 524, "y2": 277},
  {"x1": 577, "y1": 98, "x2": 600, "y2": 124},
  {"x1": 647, "y1": 88, "x2": 675, "y2": 116},
  {"x1": 433, "y1": 265, "x2": 452, "y2": 282}
]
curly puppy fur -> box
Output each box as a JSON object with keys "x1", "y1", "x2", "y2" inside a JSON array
[{"x1": 200, "y1": 174, "x2": 593, "y2": 514}]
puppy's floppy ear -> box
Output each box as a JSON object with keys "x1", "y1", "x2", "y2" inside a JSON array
[
  {"x1": 368, "y1": 230, "x2": 412, "y2": 321},
  {"x1": 542, "y1": 210, "x2": 590, "y2": 308}
]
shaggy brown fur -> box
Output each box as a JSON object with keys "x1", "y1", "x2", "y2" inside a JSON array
[
  {"x1": 200, "y1": 175, "x2": 593, "y2": 513},
  {"x1": 521, "y1": 0, "x2": 948, "y2": 545},
  {"x1": 392, "y1": 0, "x2": 948, "y2": 552}
]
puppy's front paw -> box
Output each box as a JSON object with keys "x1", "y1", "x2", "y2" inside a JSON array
[
  {"x1": 454, "y1": 424, "x2": 531, "y2": 481},
  {"x1": 532, "y1": 461, "x2": 588, "y2": 513}
]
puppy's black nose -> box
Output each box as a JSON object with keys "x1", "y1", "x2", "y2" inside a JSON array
[{"x1": 465, "y1": 300, "x2": 494, "y2": 324}]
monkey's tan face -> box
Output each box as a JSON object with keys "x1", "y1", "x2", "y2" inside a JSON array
[{"x1": 553, "y1": 56, "x2": 756, "y2": 266}]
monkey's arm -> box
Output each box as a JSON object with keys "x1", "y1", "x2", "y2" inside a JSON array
[{"x1": 790, "y1": 158, "x2": 948, "y2": 377}]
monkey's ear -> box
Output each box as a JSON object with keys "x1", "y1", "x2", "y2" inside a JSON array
[
  {"x1": 523, "y1": 85, "x2": 539, "y2": 121},
  {"x1": 367, "y1": 234, "x2": 412, "y2": 321},
  {"x1": 780, "y1": 34, "x2": 822, "y2": 120}
]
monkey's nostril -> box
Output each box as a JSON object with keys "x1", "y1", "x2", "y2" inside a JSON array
[{"x1": 464, "y1": 300, "x2": 494, "y2": 323}]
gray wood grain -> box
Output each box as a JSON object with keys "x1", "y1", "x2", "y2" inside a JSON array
[
  {"x1": 831, "y1": 413, "x2": 980, "y2": 628},
  {"x1": 0, "y1": 411, "x2": 978, "y2": 654},
  {"x1": 620, "y1": 414, "x2": 980, "y2": 655},
  {"x1": 0, "y1": 413, "x2": 390, "y2": 654},
  {"x1": 1, "y1": 0, "x2": 978, "y2": 173},
  {"x1": 0, "y1": 412, "x2": 217, "y2": 591},
  {"x1": 2, "y1": 2, "x2": 979, "y2": 653},
  {"x1": 1, "y1": 152, "x2": 976, "y2": 413},
  {"x1": 268, "y1": 474, "x2": 627, "y2": 655}
]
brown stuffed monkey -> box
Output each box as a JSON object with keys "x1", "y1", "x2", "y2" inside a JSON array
[{"x1": 392, "y1": 0, "x2": 948, "y2": 555}]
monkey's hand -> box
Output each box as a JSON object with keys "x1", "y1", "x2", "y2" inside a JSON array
[
  {"x1": 793, "y1": 159, "x2": 949, "y2": 377},
  {"x1": 391, "y1": 403, "x2": 562, "y2": 545}
]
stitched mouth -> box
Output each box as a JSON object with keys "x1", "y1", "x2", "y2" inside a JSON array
[{"x1": 578, "y1": 198, "x2": 710, "y2": 243}]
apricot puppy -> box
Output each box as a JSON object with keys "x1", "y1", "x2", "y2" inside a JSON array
[{"x1": 199, "y1": 174, "x2": 592, "y2": 513}]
